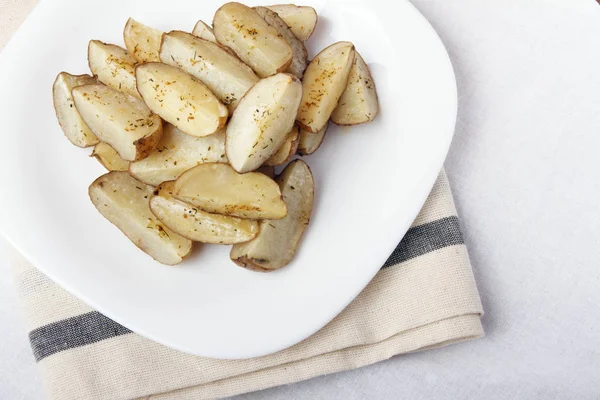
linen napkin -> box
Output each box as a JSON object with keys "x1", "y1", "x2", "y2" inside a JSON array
[{"x1": 9, "y1": 170, "x2": 483, "y2": 400}]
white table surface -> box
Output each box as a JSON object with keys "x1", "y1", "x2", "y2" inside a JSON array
[{"x1": 2, "y1": 0, "x2": 600, "y2": 398}]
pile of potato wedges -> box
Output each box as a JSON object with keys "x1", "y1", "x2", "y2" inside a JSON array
[{"x1": 53, "y1": 2, "x2": 379, "y2": 270}]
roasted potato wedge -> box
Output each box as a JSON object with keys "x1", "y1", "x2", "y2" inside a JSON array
[
  {"x1": 297, "y1": 41, "x2": 355, "y2": 133},
  {"x1": 160, "y1": 31, "x2": 258, "y2": 111},
  {"x1": 192, "y1": 20, "x2": 217, "y2": 43},
  {"x1": 88, "y1": 40, "x2": 139, "y2": 98},
  {"x1": 129, "y1": 124, "x2": 226, "y2": 186},
  {"x1": 150, "y1": 181, "x2": 259, "y2": 244},
  {"x1": 266, "y1": 4, "x2": 317, "y2": 41},
  {"x1": 91, "y1": 142, "x2": 130, "y2": 171},
  {"x1": 226, "y1": 73, "x2": 302, "y2": 173},
  {"x1": 72, "y1": 84, "x2": 163, "y2": 161},
  {"x1": 191, "y1": 21, "x2": 237, "y2": 56},
  {"x1": 297, "y1": 123, "x2": 328, "y2": 156},
  {"x1": 173, "y1": 163, "x2": 287, "y2": 219},
  {"x1": 52, "y1": 72, "x2": 99, "y2": 147},
  {"x1": 136, "y1": 63, "x2": 228, "y2": 137},
  {"x1": 213, "y1": 2, "x2": 293, "y2": 78},
  {"x1": 89, "y1": 172, "x2": 192, "y2": 265},
  {"x1": 230, "y1": 159, "x2": 314, "y2": 271},
  {"x1": 254, "y1": 6, "x2": 308, "y2": 79},
  {"x1": 331, "y1": 52, "x2": 379, "y2": 125},
  {"x1": 265, "y1": 125, "x2": 299, "y2": 166},
  {"x1": 123, "y1": 18, "x2": 163, "y2": 63}
]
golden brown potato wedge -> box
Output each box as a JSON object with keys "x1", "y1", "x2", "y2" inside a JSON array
[
  {"x1": 173, "y1": 163, "x2": 287, "y2": 219},
  {"x1": 331, "y1": 52, "x2": 379, "y2": 125},
  {"x1": 297, "y1": 41, "x2": 355, "y2": 133},
  {"x1": 150, "y1": 181, "x2": 259, "y2": 244},
  {"x1": 297, "y1": 123, "x2": 328, "y2": 156},
  {"x1": 129, "y1": 124, "x2": 226, "y2": 186},
  {"x1": 213, "y1": 2, "x2": 293, "y2": 78},
  {"x1": 254, "y1": 6, "x2": 308, "y2": 79},
  {"x1": 123, "y1": 18, "x2": 163, "y2": 63},
  {"x1": 135, "y1": 63, "x2": 228, "y2": 137},
  {"x1": 88, "y1": 40, "x2": 140, "y2": 98},
  {"x1": 91, "y1": 142, "x2": 130, "y2": 171},
  {"x1": 265, "y1": 125, "x2": 299, "y2": 166},
  {"x1": 226, "y1": 73, "x2": 302, "y2": 173},
  {"x1": 230, "y1": 159, "x2": 314, "y2": 272},
  {"x1": 89, "y1": 172, "x2": 192, "y2": 265},
  {"x1": 52, "y1": 72, "x2": 99, "y2": 147},
  {"x1": 266, "y1": 4, "x2": 317, "y2": 41},
  {"x1": 72, "y1": 84, "x2": 163, "y2": 161},
  {"x1": 267, "y1": 4, "x2": 318, "y2": 41},
  {"x1": 160, "y1": 31, "x2": 258, "y2": 111},
  {"x1": 191, "y1": 20, "x2": 217, "y2": 43}
]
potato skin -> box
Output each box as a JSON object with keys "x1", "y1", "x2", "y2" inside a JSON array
[
  {"x1": 135, "y1": 63, "x2": 228, "y2": 137},
  {"x1": 231, "y1": 255, "x2": 272, "y2": 272},
  {"x1": 52, "y1": 72, "x2": 99, "y2": 147},
  {"x1": 132, "y1": 122, "x2": 163, "y2": 161},
  {"x1": 266, "y1": 4, "x2": 318, "y2": 41},
  {"x1": 192, "y1": 20, "x2": 217, "y2": 42},
  {"x1": 123, "y1": 18, "x2": 162, "y2": 63},
  {"x1": 87, "y1": 40, "x2": 139, "y2": 98},
  {"x1": 129, "y1": 124, "x2": 227, "y2": 186},
  {"x1": 230, "y1": 159, "x2": 314, "y2": 272},
  {"x1": 159, "y1": 30, "x2": 259, "y2": 112},
  {"x1": 265, "y1": 125, "x2": 300, "y2": 166},
  {"x1": 331, "y1": 52, "x2": 379, "y2": 126},
  {"x1": 297, "y1": 123, "x2": 328, "y2": 156},
  {"x1": 149, "y1": 181, "x2": 259, "y2": 244},
  {"x1": 89, "y1": 172, "x2": 192, "y2": 265},
  {"x1": 296, "y1": 42, "x2": 356, "y2": 133},
  {"x1": 226, "y1": 73, "x2": 302, "y2": 173},
  {"x1": 213, "y1": 2, "x2": 293, "y2": 78},
  {"x1": 254, "y1": 6, "x2": 308, "y2": 79},
  {"x1": 173, "y1": 163, "x2": 288, "y2": 220},
  {"x1": 72, "y1": 84, "x2": 163, "y2": 161},
  {"x1": 91, "y1": 142, "x2": 130, "y2": 171}
]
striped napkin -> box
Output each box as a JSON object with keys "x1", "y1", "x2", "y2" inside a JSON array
[{"x1": 10, "y1": 170, "x2": 483, "y2": 400}]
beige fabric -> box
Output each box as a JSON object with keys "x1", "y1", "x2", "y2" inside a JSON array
[
  {"x1": 12, "y1": 263, "x2": 94, "y2": 331},
  {"x1": 10, "y1": 171, "x2": 484, "y2": 400},
  {"x1": 412, "y1": 173, "x2": 458, "y2": 226}
]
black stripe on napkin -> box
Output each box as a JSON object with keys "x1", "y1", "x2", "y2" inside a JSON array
[
  {"x1": 29, "y1": 216, "x2": 463, "y2": 362},
  {"x1": 382, "y1": 216, "x2": 463, "y2": 268},
  {"x1": 29, "y1": 311, "x2": 131, "y2": 361}
]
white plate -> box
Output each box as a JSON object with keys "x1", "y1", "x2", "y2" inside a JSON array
[{"x1": 0, "y1": 0, "x2": 456, "y2": 358}]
